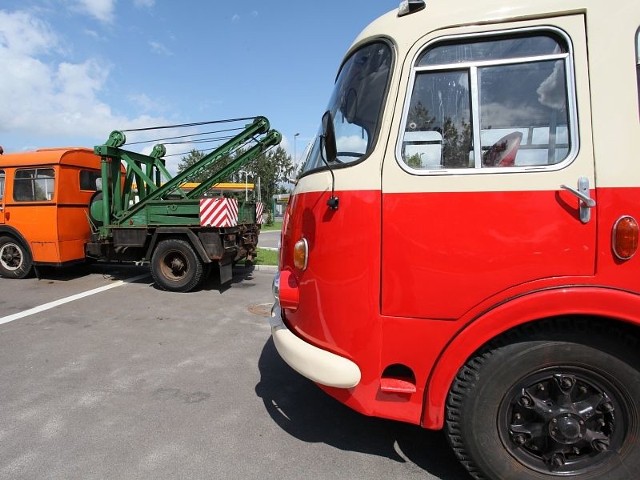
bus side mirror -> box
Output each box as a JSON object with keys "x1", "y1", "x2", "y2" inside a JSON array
[
  {"x1": 320, "y1": 111, "x2": 339, "y2": 210},
  {"x1": 321, "y1": 111, "x2": 337, "y2": 163}
]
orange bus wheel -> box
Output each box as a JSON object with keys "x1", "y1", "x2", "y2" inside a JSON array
[{"x1": 0, "y1": 236, "x2": 33, "y2": 279}]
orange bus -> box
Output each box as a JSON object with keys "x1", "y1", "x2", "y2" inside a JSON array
[{"x1": 0, "y1": 148, "x2": 102, "y2": 278}]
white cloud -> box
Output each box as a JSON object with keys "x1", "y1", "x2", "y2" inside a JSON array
[
  {"x1": 128, "y1": 93, "x2": 163, "y2": 113},
  {"x1": 149, "y1": 40, "x2": 173, "y2": 56},
  {"x1": 336, "y1": 135, "x2": 367, "y2": 152},
  {"x1": 72, "y1": 0, "x2": 116, "y2": 23},
  {"x1": 0, "y1": 10, "x2": 166, "y2": 142},
  {"x1": 0, "y1": 10, "x2": 58, "y2": 55},
  {"x1": 231, "y1": 14, "x2": 240, "y2": 22},
  {"x1": 0, "y1": 54, "x2": 112, "y2": 137},
  {"x1": 537, "y1": 61, "x2": 566, "y2": 110},
  {"x1": 83, "y1": 29, "x2": 101, "y2": 40}
]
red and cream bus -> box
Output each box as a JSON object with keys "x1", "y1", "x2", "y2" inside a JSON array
[{"x1": 270, "y1": 0, "x2": 640, "y2": 478}]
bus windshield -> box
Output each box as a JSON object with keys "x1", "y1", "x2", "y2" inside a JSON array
[{"x1": 302, "y1": 41, "x2": 392, "y2": 173}]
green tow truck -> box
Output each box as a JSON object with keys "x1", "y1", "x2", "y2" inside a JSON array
[{"x1": 86, "y1": 116, "x2": 281, "y2": 292}]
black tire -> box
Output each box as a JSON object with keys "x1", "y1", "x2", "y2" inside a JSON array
[
  {"x1": 150, "y1": 238, "x2": 203, "y2": 292},
  {"x1": 446, "y1": 319, "x2": 640, "y2": 480},
  {"x1": 0, "y1": 235, "x2": 33, "y2": 279}
]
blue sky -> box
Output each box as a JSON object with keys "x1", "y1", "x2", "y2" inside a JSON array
[{"x1": 0, "y1": 1, "x2": 399, "y2": 173}]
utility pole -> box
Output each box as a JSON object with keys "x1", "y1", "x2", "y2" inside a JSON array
[
  {"x1": 238, "y1": 169, "x2": 248, "y2": 201},
  {"x1": 294, "y1": 133, "x2": 300, "y2": 166}
]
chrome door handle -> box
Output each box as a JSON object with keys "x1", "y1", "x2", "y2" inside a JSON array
[{"x1": 561, "y1": 177, "x2": 595, "y2": 223}]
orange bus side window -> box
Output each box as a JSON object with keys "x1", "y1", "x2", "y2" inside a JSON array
[
  {"x1": 13, "y1": 168, "x2": 55, "y2": 202},
  {"x1": 79, "y1": 170, "x2": 101, "y2": 191}
]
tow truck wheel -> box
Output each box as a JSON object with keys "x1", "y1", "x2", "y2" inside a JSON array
[
  {"x1": 150, "y1": 238, "x2": 203, "y2": 292},
  {"x1": 0, "y1": 235, "x2": 33, "y2": 279},
  {"x1": 445, "y1": 320, "x2": 640, "y2": 480}
]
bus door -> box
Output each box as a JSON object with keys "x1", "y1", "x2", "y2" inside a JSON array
[{"x1": 381, "y1": 16, "x2": 596, "y2": 319}]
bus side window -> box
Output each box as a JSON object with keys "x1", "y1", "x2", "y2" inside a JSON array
[
  {"x1": 400, "y1": 31, "x2": 574, "y2": 171},
  {"x1": 403, "y1": 70, "x2": 472, "y2": 169},
  {"x1": 14, "y1": 168, "x2": 55, "y2": 202},
  {"x1": 80, "y1": 170, "x2": 101, "y2": 191}
]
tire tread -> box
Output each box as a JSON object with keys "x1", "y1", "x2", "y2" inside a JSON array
[{"x1": 445, "y1": 317, "x2": 640, "y2": 480}]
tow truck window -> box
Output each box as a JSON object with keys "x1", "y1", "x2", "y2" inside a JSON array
[
  {"x1": 302, "y1": 41, "x2": 392, "y2": 173},
  {"x1": 400, "y1": 31, "x2": 574, "y2": 171},
  {"x1": 13, "y1": 168, "x2": 55, "y2": 202}
]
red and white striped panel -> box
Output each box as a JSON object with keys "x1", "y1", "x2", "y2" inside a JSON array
[
  {"x1": 256, "y1": 202, "x2": 265, "y2": 224},
  {"x1": 200, "y1": 198, "x2": 238, "y2": 227}
]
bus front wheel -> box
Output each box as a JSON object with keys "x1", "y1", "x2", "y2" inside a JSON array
[
  {"x1": 0, "y1": 236, "x2": 33, "y2": 279},
  {"x1": 445, "y1": 320, "x2": 640, "y2": 480}
]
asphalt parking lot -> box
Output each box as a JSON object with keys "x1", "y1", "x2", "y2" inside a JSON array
[{"x1": 0, "y1": 263, "x2": 470, "y2": 480}]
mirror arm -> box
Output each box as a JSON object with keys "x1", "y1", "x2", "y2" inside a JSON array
[
  {"x1": 326, "y1": 164, "x2": 339, "y2": 210},
  {"x1": 320, "y1": 110, "x2": 340, "y2": 210},
  {"x1": 320, "y1": 134, "x2": 339, "y2": 210}
]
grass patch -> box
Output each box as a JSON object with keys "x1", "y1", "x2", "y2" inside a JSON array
[
  {"x1": 255, "y1": 247, "x2": 278, "y2": 266},
  {"x1": 261, "y1": 220, "x2": 282, "y2": 232}
]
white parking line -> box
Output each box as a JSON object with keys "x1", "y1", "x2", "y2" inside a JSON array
[{"x1": 0, "y1": 273, "x2": 149, "y2": 326}]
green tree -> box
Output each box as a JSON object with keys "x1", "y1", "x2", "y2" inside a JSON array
[
  {"x1": 406, "y1": 153, "x2": 422, "y2": 168},
  {"x1": 406, "y1": 101, "x2": 435, "y2": 131},
  {"x1": 176, "y1": 149, "x2": 233, "y2": 182},
  {"x1": 246, "y1": 146, "x2": 294, "y2": 208},
  {"x1": 177, "y1": 145, "x2": 294, "y2": 212},
  {"x1": 442, "y1": 119, "x2": 472, "y2": 168}
]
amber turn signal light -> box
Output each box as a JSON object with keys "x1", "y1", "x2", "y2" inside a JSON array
[
  {"x1": 612, "y1": 216, "x2": 639, "y2": 260},
  {"x1": 293, "y1": 238, "x2": 308, "y2": 270}
]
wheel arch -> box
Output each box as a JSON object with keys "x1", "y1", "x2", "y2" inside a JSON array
[
  {"x1": 145, "y1": 227, "x2": 211, "y2": 264},
  {"x1": 421, "y1": 286, "x2": 640, "y2": 430},
  {"x1": 0, "y1": 226, "x2": 32, "y2": 255}
]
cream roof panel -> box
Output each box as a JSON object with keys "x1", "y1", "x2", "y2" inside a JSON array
[{"x1": 352, "y1": 0, "x2": 633, "y2": 54}]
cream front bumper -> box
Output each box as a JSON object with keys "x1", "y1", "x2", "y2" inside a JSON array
[{"x1": 269, "y1": 302, "x2": 361, "y2": 389}]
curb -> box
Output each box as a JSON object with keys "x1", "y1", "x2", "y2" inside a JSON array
[
  {"x1": 251, "y1": 264, "x2": 278, "y2": 273},
  {"x1": 234, "y1": 264, "x2": 278, "y2": 273}
]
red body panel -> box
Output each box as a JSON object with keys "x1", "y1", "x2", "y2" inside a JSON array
[
  {"x1": 282, "y1": 189, "x2": 383, "y2": 375},
  {"x1": 280, "y1": 186, "x2": 640, "y2": 427},
  {"x1": 381, "y1": 189, "x2": 596, "y2": 319}
]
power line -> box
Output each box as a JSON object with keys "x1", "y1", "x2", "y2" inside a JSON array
[
  {"x1": 124, "y1": 127, "x2": 245, "y2": 146},
  {"x1": 121, "y1": 117, "x2": 256, "y2": 132}
]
